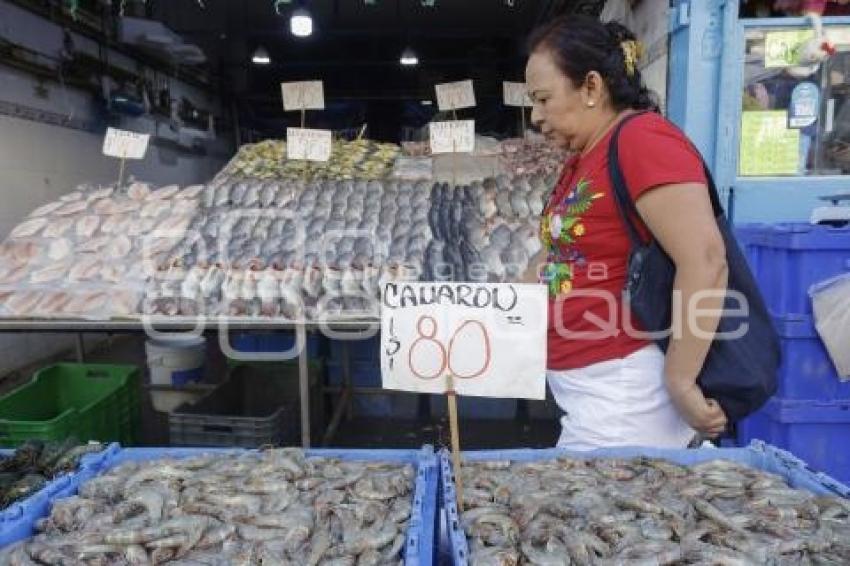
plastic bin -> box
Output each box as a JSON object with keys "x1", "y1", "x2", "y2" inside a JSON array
[
  {"x1": 0, "y1": 445, "x2": 439, "y2": 565},
  {"x1": 327, "y1": 360, "x2": 420, "y2": 419},
  {"x1": 737, "y1": 223, "x2": 850, "y2": 316},
  {"x1": 439, "y1": 441, "x2": 850, "y2": 565},
  {"x1": 229, "y1": 331, "x2": 324, "y2": 360},
  {"x1": 0, "y1": 364, "x2": 140, "y2": 447},
  {"x1": 328, "y1": 334, "x2": 381, "y2": 363},
  {"x1": 169, "y1": 362, "x2": 322, "y2": 447},
  {"x1": 0, "y1": 443, "x2": 116, "y2": 548},
  {"x1": 773, "y1": 314, "x2": 850, "y2": 400},
  {"x1": 429, "y1": 396, "x2": 517, "y2": 420},
  {"x1": 737, "y1": 398, "x2": 850, "y2": 483}
]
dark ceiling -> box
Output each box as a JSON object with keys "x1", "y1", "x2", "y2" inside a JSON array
[{"x1": 146, "y1": 0, "x2": 605, "y2": 140}]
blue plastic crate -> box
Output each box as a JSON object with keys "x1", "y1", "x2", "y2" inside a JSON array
[
  {"x1": 429, "y1": 396, "x2": 518, "y2": 420},
  {"x1": 327, "y1": 360, "x2": 420, "y2": 419},
  {"x1": 737, "y1": 398, "x2": 850, "y2": 483},
  {"x1": 0, "y1": 443, "x2": 117, "y2": 548},
  {"x1": 773, "y1": 314, "x2": 850, "y2": 400},
  {"x1": 738, "y1": 223, "x2": 850, "y2": 316},
  {"x1": 229, "y1": 331, "x2": 324, "y2": 358},
  {"x1": 439, "y1": 442, "x2": 850, "y2": 566},
  {"x1": 329, "y1": 334, "x2": 381, "y2": 363},
  {"x1": 0, "y1": 445, "x2": 439, "y2": 565}
]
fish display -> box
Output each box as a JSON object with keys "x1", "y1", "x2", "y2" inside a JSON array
[
  {"x1": 3, "y1": 449, "x2": 414, "y2": 564},
  {"x1": 499, "y1": 138, "x2": 570, "y2": 179},
  {"x1": 0, "y1": 164, "x2": 557, "y2": 320},
  {"x1": 217, "y1": 139, "x2": 401, "y2": 182},
  {"x1": 0, "y1": 440, "x2": 103, "y2": 508},
  {"x1": 456, "y1": 456, "x2": 850, "y2": 565}
]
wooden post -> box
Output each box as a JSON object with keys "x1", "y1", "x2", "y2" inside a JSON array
[
  {"x1": 117, "y1": 156, "x2": 127, "y2": 188},
  {"x1": 446, "y1": 374, "x2": 464, "y2": 511}
]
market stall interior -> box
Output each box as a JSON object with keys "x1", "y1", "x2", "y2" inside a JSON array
[{"x1": 0, "y1": 0, "x2": 604, "y2": 450}]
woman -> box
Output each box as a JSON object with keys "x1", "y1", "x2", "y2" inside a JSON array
[{"x1": 525, "y1": 16, "x2": 729, "y2": 450}]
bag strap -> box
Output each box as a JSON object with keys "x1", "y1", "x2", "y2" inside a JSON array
[{"x1": 607, "y1": 111, "x2": 725, "y2": 248}]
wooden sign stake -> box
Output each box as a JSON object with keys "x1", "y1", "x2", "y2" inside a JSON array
[
  {"x1": 117, "y1": 155, "x2": 127, "y2": 188},
  {"x1": 446, "y1": 374, "x2": 464, "y2": 512}
]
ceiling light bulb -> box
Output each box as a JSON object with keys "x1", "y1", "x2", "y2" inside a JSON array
[
  {"x1": 400, "y1": 47, "x2": 418, "y2": 66},
  {"x1": 290, "y1": 8, "x2": 313, "y2": 37},
  {"x1": 251, "y1": 46, "x2": 271, "y2": 64}
]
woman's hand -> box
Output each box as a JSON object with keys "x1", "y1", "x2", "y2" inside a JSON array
[{"x1": 666, "y1": 381, "x2": 728, "y2": 437}]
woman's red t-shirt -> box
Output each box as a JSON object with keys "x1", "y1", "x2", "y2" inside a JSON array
[{"x1": 541, "y1": 112, "x2": 707, "y2": 370}]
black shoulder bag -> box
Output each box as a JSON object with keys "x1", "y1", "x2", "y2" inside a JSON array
[{"x1": 607, "y1": 112, "x2": 779, "y2": 423}]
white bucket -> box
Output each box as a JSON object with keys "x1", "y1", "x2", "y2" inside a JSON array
[
  {"x1": 149, "y1": 389, "x2": 207, "y2": 413},
  {"x1": 145, "y1": 337, "x2": 207, "y2": 387}
]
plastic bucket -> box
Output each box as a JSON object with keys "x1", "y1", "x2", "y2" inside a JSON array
[{"x1": 145, "y1": 337, "x2": 206, "y2": 387}]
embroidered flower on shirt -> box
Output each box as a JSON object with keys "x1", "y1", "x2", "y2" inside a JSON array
[{"x1": 540, "y1": 177, "x2": 604, "y2": 297}]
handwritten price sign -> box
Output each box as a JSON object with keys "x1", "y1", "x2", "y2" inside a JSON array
[
  {"x1": 281, "y1": 81, "x2": 325, "y2": 111},
  {"x1": 286, "y1": 127, "x2": 333, "y2": 162},
  {"x1": 429, "y1": 120, "x2": 475, "y2": 154},
  {"x1": 380, "y1": 282, "x2": 547, "y2": 399},
  {"x1": 503, "y1": 81, "x2": 533, "y2": 108},
  {"x1": 435, "y1": 80, "x2": 476, "y2": 111},
  {"x1": 102, "y1": 128, "x2": 150, "y2": 159}
]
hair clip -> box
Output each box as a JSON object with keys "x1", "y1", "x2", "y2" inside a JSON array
[{"x1": 621, "y1": 40, "x2": 644, "y2": 77}]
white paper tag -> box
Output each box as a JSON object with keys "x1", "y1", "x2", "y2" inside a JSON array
[
  {"x1": 435, "y1": 80, "x2": 476, "y2": 111},
  {"x1": 503, "y1": 81, "x2": 533, "y2": 107},
  {"x1": 102, "y1": 128, "x2": 150, "y2": 159},
  {"x1": 281, "y1": 81, "x2": 325, "y2": 111},
  {"x1": 429, "y1": 120, "x2": 475, "y2": 154},
  {"x1": 380, "y1": 282, "x2": 547, "y2": 399},
  {"x1": 286, "y1": 127, "x2": 333, "y2": 161}
]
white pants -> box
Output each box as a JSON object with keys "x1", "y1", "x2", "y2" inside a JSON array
[{"x1": 547, "y1": 344, "x2": 696, "y2": 451}]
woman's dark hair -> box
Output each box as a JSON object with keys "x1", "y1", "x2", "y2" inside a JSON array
[{"x1": 528, "y1": 15, "x2": 658, "y2": 112}]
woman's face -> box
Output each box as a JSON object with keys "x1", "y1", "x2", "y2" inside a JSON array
[{"x1": 525, "y1": 49, "x2": 594, "y2": 152}]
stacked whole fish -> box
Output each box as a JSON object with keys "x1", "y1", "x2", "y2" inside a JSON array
[
  {"x1": 458, "y1": 456, "x2": 850, "y2": 565},
  {"x1": 3, "y1": 448, "x2": 414, "y2": 564},
  {"x1": 426, "y1": 174, "x2": 553, "y2": 284},
  {"x1": 144, "y1": 178, "x2": 433, "y2": 320},
  {"x1": 0, "y1": 167, "x2": 556, "y2": 320},
  {"x1": 0, "y1": 181, "x2": 203, "y2": 319},
  {"x1": 499, "y1": 138, "x2": 570, "y2": 178}
]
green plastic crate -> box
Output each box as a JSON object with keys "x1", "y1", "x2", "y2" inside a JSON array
[{"x1": 0, "y1": 364, "x2": 140, "y2": 447}]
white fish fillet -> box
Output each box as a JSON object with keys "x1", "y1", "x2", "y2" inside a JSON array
[
  {"x1": 62, "y1": 291, "x2": 108, "y2": 317},
  {"x1": 34, "y1": 292, "x2": 72, "y2": 316},
  {"x1": 55, "y1": 200, "x2": 89, "y2": 216},
  {"x1": 154, "y1": 215, "x2": 191, "y2": 236},
  {"x1": 30, "y1": 262, "x2": 69, "y2": 284},
  {"x1": 128, "y1": 217, "x2": 157, "y2": 237},
  {"x1": 43, "y1": 217, "x2": 74, "y2": 238},
  {"x1": 0, "y1": 264, "x2": 29, "y2": 285},
  {"x1": 140, "y1": 200, "x2": 171, "y2": 218},
  {"x1": 127, "y1": 183, "x2": 151, "y2": 200},
  {"x1": 109, "y1": 290, "x2": 140, "y2": 316},
  {"x1": 87, "y1": 187, "x2": 114, "y2": 202},
  {"x1": 107, "y1": 236, "x2": 132, "y2": 259},
  {"x1": 28, "y1": 201, "x2": 64, "y2": 218},
  {"x1": 177, "y1": 185, "x2": 205, "y2": 199},
  {"x1": 68, "y1": 258, "x2": 102, "y2": 282},
  {"x1": 100, "y1": 214, "x2": 128, "y2": 235},
  {"x1": 112, "y1": 200, "x2": 141, "y2": 215},
  {"x1": 2, "y1": 291, "x2": 43, "y2": 316},
  {"x1": 59, "y1": 191, "x2": 83, "y2": 202},
  {"x1": 48, "y1": 238, "x2": 73, "y2": 261},
  {"x1": 146, "y1": 184, "x2": 181, "y2": 200},
  {"x1": 93, "y1": 198, "x2": 118, "y2": 215},
  {"x1": 100, "y1": 263, "x2": 123, "y2": 283},
  {"x1": 10, "y1": 218, "x2": 48, "y2": 239},
  {"x1": 75, "y1": 215, "x2": 101, "y2": 238},
  {"x1": 0, "y1": 241, "x2": 40, "y2": 264},
  {"x1": 76, "y1": 236, "x2": 110, "y2": 254}
]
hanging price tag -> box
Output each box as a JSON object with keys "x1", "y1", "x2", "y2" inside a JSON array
[
  {"x1": 286, "y1": 127, "x2": 333, "y2": 161},
  {"x1": 764, "y1": 30, "x2": 815, "y2": 68},
  {"x1": 429, "y1": 120, "x2": 475, "y2": 154},
  {"x1": 503, "y1": 81, "x2": 533, "y2": 107},
  {"x1": 281, "y1": 81, "x2": 325, "y2": 111},
  {"x1": 102, "y1": 128, "x2": 150, "y2": 159},
  {"x1": 435, "y1": 80, "x2": 476, "y2": 111},
  {"x1": 380, "y1": 282, "x2": 547, "y2": 399}
]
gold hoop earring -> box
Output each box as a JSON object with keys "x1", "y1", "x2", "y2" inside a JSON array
[{"x1": 587, "y1": 101, "x2": 596, "y2": 108}]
